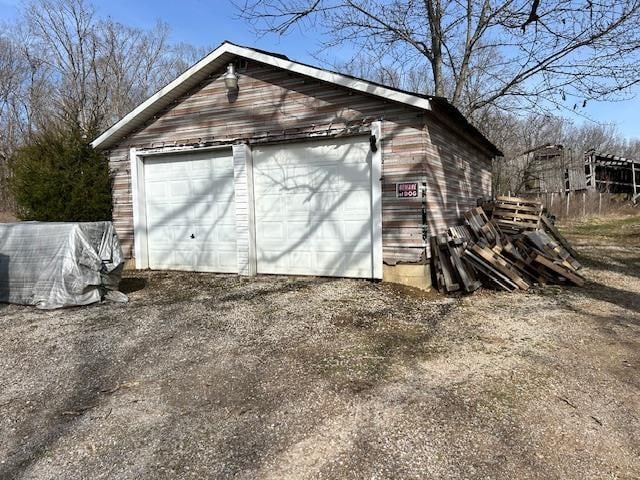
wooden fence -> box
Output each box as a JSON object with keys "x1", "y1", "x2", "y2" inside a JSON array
[{"x1": 506, "y1": 191, "x2": 635, "y2": 220}]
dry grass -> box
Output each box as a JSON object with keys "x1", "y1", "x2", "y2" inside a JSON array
[
  {"x1": 0, "y1": 211, "x2": 17, "y2": 223},
  {"x1": 0, "y1": 213, "x2": 639, "y2": 479}
]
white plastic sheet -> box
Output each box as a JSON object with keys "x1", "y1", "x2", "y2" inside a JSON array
[{"x1": 0, "y1": 221, "x2": 127, "y2": 309}]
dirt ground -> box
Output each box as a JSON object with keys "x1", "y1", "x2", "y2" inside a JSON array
[{"x1": 1, "y1": 214, "x2": 639, "y2": 479}]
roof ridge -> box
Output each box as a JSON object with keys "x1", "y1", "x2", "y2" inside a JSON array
[{"x1": 91, "y1": 41, "x2": 499, "y2": 155}]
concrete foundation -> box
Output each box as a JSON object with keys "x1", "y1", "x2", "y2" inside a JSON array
[
  {"x1": 383, "y1": 263, "x2": 432, "y2": 291},
  {"x1": 124, "y1": 258, "x2": 433, "y2": 291}
]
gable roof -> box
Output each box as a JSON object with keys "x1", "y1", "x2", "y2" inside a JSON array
[{"x1": 92, "y1": 41, "x2": 500, "y2": 155}]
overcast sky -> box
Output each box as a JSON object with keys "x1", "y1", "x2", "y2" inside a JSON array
[{"x1": 1, "y1": 0, "x2": 639, "y2": 139}]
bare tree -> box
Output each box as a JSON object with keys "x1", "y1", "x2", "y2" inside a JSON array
[
  {"x1": 0, "y1": 34, "x2": 23, "y2": 157},
  {"x1": 236, "y1": 0, "x2": 640, "y2": 118},
  {"x1": 98, "y1": 19, "x2": 173, "y2": 125},
  {"x1": 23, "y1": 0, "x2": 104, "y2": 130},
  {"x1": 0, "y1": 0, "x2": 208, "y2": 212},
  {"x1": 19, "y1": 0, "x2": 205, "y2": 133}
]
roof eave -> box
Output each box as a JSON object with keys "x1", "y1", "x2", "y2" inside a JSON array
[{"x1": 91, "y1": 41, "x2": 433, "y2": 151}]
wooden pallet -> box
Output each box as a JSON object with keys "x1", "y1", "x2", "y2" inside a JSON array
[
  {"x1": 448, "y1": 225, "x2": 473, "y2": 243},
  {"x1": 523, "y1": 231, "x2": 581, "y2": 271},
  {"x1": 431, "y1": 231, "x2": 482, "y2": 293},
  {"x1": 443, "y1": 232, "x2": 481, "y2": 293},
  {"x1": 467, "y1": 242, "x2": 530, "y2": 290},
  {"x1": 463, "y1": 250, "x2": 519, "y2": 291},
  {"x1": 512, "y1": 235, "x2": 584, "y2": 286},
  {"x1": 430, "y1": 235, "x2": 460, "y2": 293},
  {"x1": 492, "y1": 196, "x2": 543, "y2": 234},
  {"x1": 464, "y1": 207, "x2": 502, "y2": 247},
  {"x1": 540, "y1": 215, "x2": 579, "y2": 259},
  {"x1": 477, "y1": 198, "x2": 495, "y2": 217},
  {"x1": 531, "y1": 254, "x2": 585, "y2": 286}
]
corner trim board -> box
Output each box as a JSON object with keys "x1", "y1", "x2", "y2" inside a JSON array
[
  {"x1": 130, "y1": 147, "x2": 149, "y2": 269},
  {"x1": 371, "y1": 121, "x2": 384, "y2": 280}
]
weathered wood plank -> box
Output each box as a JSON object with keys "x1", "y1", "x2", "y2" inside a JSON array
[{"x1": 108, "y1": 60, "x2": 492, "y2": 264}]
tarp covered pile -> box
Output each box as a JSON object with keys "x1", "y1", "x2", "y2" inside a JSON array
[{"x1": 0, "y1": 221, "x2": 127, "y2": 309}]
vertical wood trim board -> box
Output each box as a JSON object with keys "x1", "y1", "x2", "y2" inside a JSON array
[
  {"x1": 130, "y1": 148, "x2": 149, "y2": 269},
  {"x1": 245, "y1": 145, "x2": 257, "y2": 275},
  {"x1": 232, "y1": 143, "x2": 256, "y2": 275},
  {"x1": 371, "y1": 121, "x2": 384, "y2": 279}
]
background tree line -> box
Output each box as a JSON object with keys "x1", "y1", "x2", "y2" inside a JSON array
[
  {"x1": 2, "y1": 0, "x2": 640, "y2": 218},
  {"x1": 239, "y1": 0, "x2": 640, "y2": 195},
  {"x1": 0, "y1": 0, "x2": 207, "y2": 217}
]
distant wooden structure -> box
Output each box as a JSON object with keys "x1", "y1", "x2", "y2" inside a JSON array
[
  {"x1": 514, "y1": 145, "x2": 639, "y2": 204},
  {"x1": 518, "y1": 144, "x2": 587, "y2": 194},
  {"x1": 585, "y1": 150, "x2": 639, "y2": 203}
]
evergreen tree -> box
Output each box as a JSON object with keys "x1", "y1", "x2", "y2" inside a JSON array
[{"x1": 10, "y1": 125, "x2": 112, "y2": 221}]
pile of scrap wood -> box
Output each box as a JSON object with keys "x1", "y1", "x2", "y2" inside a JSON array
[{"x1": 431, "y1": 196, "x2": 584, "y2": 293}]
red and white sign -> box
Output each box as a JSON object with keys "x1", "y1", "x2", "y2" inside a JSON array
[{"x1": 396, "y1": 182, "x2": 420, "y2": 198}]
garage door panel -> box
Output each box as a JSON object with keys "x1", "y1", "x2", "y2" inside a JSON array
[
  {"x1": 297, "y1": 165, "x2": 339, "y2": 188},
  {"x1": 284, "y1": 221, "x2": 321, "y2": 245},
  {"x1": 189, "y1": 178, "x2": 222, "y2": 196},
  {"x1": 145, "y1": 203, "x2": 172, "y2": 224},
  {"x1": 167, "y1": 180, "x2": 191, "y2": 198},
  {"x1": 340, "y1": 220, "x2": 372, "y2": 243},
  {"x1": 144, "y1": 180, "x2": 170, "y2": 198},
  {"x1": 258, "y1": 249, "x2": 372, "y2": 277},
  {"x1": 315, "y1": 249, "x2": 369, "y2": 263},
  {"x1": 147, "y1": 224, "x2": 191, "y2": 243},
  {"x1": 285, "y1": 196, "x2": 314, "y2": 216},
  {"x1": 173, "y1": 249, "x2": 194, "y2": 267},
  {"x1": 252, "y1": 165, "x2": 287, "y2": 189},
  {"x1": 258, "y1": 221, "x2": 285, "y2": 241},
  {"x1": 194, "y1": 248, "x2": 237, "y2": 273},
  {"x1": 146, "y1": 200, "x2": 195, "y2": 226},
  {"x1": 216, "y1": 224, "x2": 237, "y2": 242},
  {"x1": 190, "y1": 157, "x2": 217, "y2": 173},
  {"x1": 255, "y1": 194, "x2": 283, "y2": 218},
  {"x1": 341, "y1": 192, "x2": 372, "y2": 218},
  {"x1": 253, "y1": 136, "x2": 374, "y2": 278},
  {"x1": 190, "y1": 201, "x2": 217, "y2": 223},
  {"x1": 189, "y1": 201, "x2": 234, "y2": 225},
  {"x1": 286, "y1": 251, "x2": 313, "y2": 269},
  {"x1": 148, "y1": 247, "x2": 194, "y2": 271},
  {"x1": 314, "y1": 221, "x2": 342, "y2": 241},
  {"x1": 143, "y1": 149, "x2": 237, "y2": 272},
  {"x1": 144, "y1": 160, "x2": 185, "y2": 180}
]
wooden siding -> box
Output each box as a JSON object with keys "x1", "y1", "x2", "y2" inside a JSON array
[{"x1": 106, "y1": 61, "x2": 492, "y2": 264}]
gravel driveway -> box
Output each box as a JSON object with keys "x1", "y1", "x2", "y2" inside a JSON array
[{"x1": 1, "y1": 215, "x2": 639, "y2": 479}]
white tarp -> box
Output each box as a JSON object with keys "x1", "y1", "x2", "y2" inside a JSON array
[{"x1": 0, "y1": 221, "x2": 127, "y2": 309}]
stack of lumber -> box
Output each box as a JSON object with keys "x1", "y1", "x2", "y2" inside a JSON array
[{"x1": 431, "y1": 197, "x2": 584, "y2": 294}]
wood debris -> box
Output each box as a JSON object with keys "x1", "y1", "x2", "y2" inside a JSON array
[{"x1": 431, "y1": 196, "x2": 584, "y2": 293}]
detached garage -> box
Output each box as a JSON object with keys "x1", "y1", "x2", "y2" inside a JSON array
[{"x1": 93, "y1": 41, "x2": 500, "y2": 288}]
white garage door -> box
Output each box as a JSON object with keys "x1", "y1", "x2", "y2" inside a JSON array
[
  {"x1": 143, "y1": 149, "x2": 237, "y2": 272},
  {"x1": 252, "y1": 137, "x2": 375, "y2": 278}
]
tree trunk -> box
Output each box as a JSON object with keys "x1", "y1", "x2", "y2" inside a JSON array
[{"x1": 425, "y1": 0, "x2": 445, "y2": 97}]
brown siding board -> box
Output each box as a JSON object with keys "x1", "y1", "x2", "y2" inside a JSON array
[{"x1": 107, "y1": 60, "x2": 492, "y2": 266}]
